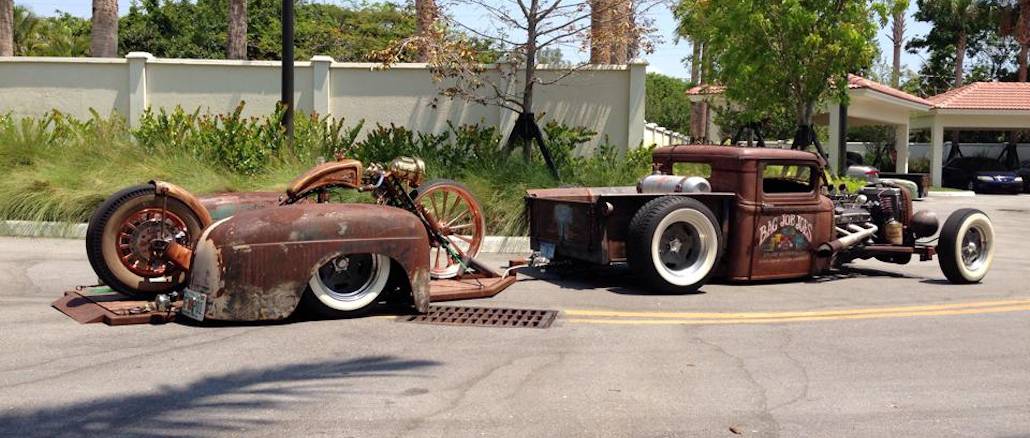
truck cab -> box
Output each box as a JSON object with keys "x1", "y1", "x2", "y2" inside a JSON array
[{"x1": 651, "y1": 145, "x2": 834, "y2": 281}]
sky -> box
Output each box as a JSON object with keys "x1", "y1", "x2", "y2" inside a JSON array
[{"x1": 20, "y1": 0, "x2": 930, "y2": 81}]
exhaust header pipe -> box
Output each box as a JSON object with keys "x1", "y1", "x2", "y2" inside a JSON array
[{"x1": 817, "y1": 223, "x2": 878, "y2": 257}]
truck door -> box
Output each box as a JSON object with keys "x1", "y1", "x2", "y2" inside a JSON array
[{"x1": 750, "y1": 162, "x2": 821, "y2": 280}]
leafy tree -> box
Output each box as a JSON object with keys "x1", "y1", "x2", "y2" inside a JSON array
[
  {"x1": 644, "y1": 72, "x2": 692, "y2": 133},
  {"x1": 118, "y1": 0, "x2": 423, "y2": 62},
  {"x1": 676, "y1": 0, "x2": 886, "y2": 150},
  {"x1": 908, "y1": 0, "x2": 994, "y2": 88},
  {"x1": 9, "y1": 6, "x2": 90, "y2": 56}
]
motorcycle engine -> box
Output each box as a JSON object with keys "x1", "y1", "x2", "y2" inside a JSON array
[
  {"x1": 830, "y1": 184, "x2": 908, "y2": 244},
  {"x1": 389, "y1": 156, "x2": 427, "y2": 187}
]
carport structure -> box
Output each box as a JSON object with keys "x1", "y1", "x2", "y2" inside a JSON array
[
  {"x1": 910, "y1": 82, "x2": 1030, "y2": 186},
  {"x1": 821, "y1": 75, "x2": 931, "y2": 176}
]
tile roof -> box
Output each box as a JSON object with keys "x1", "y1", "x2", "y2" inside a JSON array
[
  {"x1": 927, "y1": 82, "x2": 1030, "y2": 110},
  {"x1": 846, "y1": 74, "x2": 931, "y2": 107}
]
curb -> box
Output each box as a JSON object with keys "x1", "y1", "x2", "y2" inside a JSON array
[
  {"x1": 926, "y1": 190, "x2": 976, "y2": 197},
  {"x1": 1, "y1": 220, "x2": 532, "y2": 254}
]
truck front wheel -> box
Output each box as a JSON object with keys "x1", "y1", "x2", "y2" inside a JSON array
[
  {"x1": 938, "y1": 208, "x2": 995, "y2": 284},
  {"x1": 628, "y1": 196, "x2": 723, "y2": 293}
]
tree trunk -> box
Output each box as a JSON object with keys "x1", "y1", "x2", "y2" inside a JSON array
[
  {"x1": 891, "y1": 9, "x2": 905, "y2": 88},
  {"x1": 415, "y1": 0, "x2": 437, "y2": 62},
  {"x1": 953, "y1": 30, "x2": 966, "y2": 87},
  {"x1": 91, "y1": 0, "x2": 118, "y2": 57},
  {"x1": 589, "y1": 0, "x2": 610, "y2": 63},
  {"x1": 1019, "y1": 44, "x2": 1029, "y2": 82},
  {"x1": 227, "y1": 0, "x2": 247, "y2": 60},
  {"x1": 689, "y1": 39, "x2": 705, "y2": 142},
  {"x1": 608, "y1": 0, "x2": 631, "y2": 64},
  {"x1": 0, "y1": 0, "x2": 12, "y2": 57}
]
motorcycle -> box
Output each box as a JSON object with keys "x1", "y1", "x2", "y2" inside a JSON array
[{"x1": 85, "y1": 155, "x2": 486, "y2": 296}]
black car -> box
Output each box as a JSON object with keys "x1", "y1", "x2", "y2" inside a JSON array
[{"x1": 942, "y1": 157, "x2": 1024, "y2": 194}]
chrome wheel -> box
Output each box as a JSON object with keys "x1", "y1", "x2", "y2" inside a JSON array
[
  {"x1": 649, "y1": 208, "x2": 719, "y2": 287},
  {"x1": 308, "y1": 253, "x2": 391, "y2": 311},
  {"x1": 960, "y1": 224, "x2": 988, "y2": 271}
]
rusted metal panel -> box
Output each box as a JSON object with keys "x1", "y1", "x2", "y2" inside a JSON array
[
  {"x1": 51, "y1": 287, "x2": 178, "y2": 325},
  {"x1": 188, "y1": 203, "x2": 430, "y2": 321},
  {"x1": 152, "y1": 180, "x2": 214, "y2": 227},
  {"x1": 199, "y1": 192, "x2": 281, "y2": 221},
  {"x1": 284, "y1": 159, "x2": 363, "y2": 200},
  {"x1": 428, "y1": 274, "x2": 517, "y2": 302}
]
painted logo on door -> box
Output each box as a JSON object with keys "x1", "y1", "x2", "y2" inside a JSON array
[{"x1": 757, "y1": 214, "x2": 813, "y2": 257}]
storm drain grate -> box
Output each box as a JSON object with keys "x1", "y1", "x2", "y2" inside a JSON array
[{"x1": 401, "y1": 305, "x2": 558, "y2": 329}]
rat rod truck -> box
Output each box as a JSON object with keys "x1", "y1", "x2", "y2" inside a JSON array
[{"x1": 526, "y1": 145, "x2": 996, "y2": 292}]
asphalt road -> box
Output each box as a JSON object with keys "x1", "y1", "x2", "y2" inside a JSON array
[{"x1": 1, "y1": 195, "x2": 1029, "y2": 437}]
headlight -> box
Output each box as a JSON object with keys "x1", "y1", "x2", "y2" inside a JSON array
[
  {"x1": 1015, "y1": 176, "x2": 1024, "y2": 182},
  {"x1": 976, "y1": 175, "x2": 994, "y2": 182}
]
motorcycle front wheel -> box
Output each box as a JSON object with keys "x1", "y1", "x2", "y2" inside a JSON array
[{"x1": 412, "y1": 179, "x2": 486, "y2": 279}]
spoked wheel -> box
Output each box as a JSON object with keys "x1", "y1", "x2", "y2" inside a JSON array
[
  {"x1": 86, "y1": 185, "x2": 204, "y2": 295},
  {"x1": 412, "y1": 179, "x2": 486, "y2": 279},
  {"x1": 939, "y1": 208, "x2": 995, "y2": 283},
  {"x1": 305, "y1": 253, "x2": 392, "y2": 317}
]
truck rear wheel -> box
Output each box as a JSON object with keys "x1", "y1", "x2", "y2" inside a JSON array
[
  {"x1": 938, "y1": 208, "x2": 995, "y2": 284},
  {"x1": 628, "y1": 196, "x2": 722, "y2": 293}
]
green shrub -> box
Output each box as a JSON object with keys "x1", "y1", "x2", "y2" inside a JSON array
[{"x1": 0, "y1": 108, "x2": 654, "y2": 235}]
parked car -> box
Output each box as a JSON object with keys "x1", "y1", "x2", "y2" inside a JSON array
[
  {"x1": 942, "y1": 157, "x2": 1023, "y2": 193},
  {"x1": 1017, "y1": 161, "x2": 1030, "y2": 193}
]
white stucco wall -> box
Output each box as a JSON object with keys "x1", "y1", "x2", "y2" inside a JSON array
[{"x1": 0, "y1": 55, "x2": 647, "y2": 153}]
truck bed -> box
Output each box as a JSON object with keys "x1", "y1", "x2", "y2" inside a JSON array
[{"x1": 525, "y1": 187, "x2": 734, "y2": 265}]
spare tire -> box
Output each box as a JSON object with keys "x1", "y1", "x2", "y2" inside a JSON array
[{"x1": 627, "y1": 196, "x2": 723, "y2": 293}]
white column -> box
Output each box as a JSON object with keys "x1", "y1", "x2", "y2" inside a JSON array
[
  {"x1": 125, "y1": 52, "x2": 154, "y2": 128},
  {"x1": 626, "y1": 59, "x2": 647, "y2": 150},
  {"x1": 930, "y1": 119, "x2": 944, "y2": 186},
  {"x1": 311, "y1": 55, "x2": 333, "y2": 118},
  {"x1": 895, "y1": 122, "x2": 909, "y2": 173},
  {"x1": 827, "y1": 103, "x2": 842, "y2": 174}
]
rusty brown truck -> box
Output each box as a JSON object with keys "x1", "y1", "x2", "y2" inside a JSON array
[{"x1": 526, "y1": 145, "x2": 995, "y2": 292}]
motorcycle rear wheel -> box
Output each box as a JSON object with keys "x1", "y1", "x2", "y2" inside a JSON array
[{"x1": 85, "y1": 185, "x2": 205, "y2": 296}]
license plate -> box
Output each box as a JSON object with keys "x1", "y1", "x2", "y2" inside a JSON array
[
  {"x1": 180, "y1": 289, "x2": 207, "y2": 321},
  {"x1": 539, "y1": 242, "x2": 556, "y2": 259}
]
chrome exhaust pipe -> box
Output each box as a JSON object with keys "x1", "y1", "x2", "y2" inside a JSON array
[{"x1": 817, "y1": 223, "x2": 878, "y2": 257}]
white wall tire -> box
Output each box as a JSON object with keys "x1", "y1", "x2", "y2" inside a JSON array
[
  {"x1": 628, "y1": 196, "x2": 723, "y2": 293},
  {"x1": 938, "y1": 209, "x2": 994, "y2": 284},
  {"x1": 308, "y1": 253, "x2": 391, "y2": 312}
]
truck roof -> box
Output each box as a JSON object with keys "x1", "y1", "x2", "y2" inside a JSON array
[{"x1": 653, "y1": 144, "x2": 823, "y2": 163}]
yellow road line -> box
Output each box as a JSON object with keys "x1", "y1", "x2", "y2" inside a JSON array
[
  {"x1": 562, "y1": 298, "x2": 1030, "y2": 320},
  {"x1": 564, "y1": 303, "x2": 1030, "y2": 325}
]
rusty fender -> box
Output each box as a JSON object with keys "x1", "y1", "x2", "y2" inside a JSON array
[
  {"x1": 188, "y1": 203, "x2": 431, "y2": 321},
  {"x1": 151, "y1": 180, "x2": 214, "y2": 228}
]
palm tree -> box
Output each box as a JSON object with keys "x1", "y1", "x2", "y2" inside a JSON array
[
  {"x1": 888, "y1": 0, "x2": 910, "y2": 87},
  {"x1": 90, "y1": 0, "x2": 118, "y2": 57},
  {"x1": 228, "y1": 0, "x2": 247, "y2": 59},
  {"x1": 927, "y1": 0, "x2": 986, "y2": 87},
  {"x1": 415, "y1": 0, "x2": 438, "y2": 62},
  {"x1": 12, "y1": 6, "x2": 42, "y2": 55},
  {"x1": 0, "y1": 0, "x2": 12, "y2": 56},
  {"x1": 1015, "y1": 0, "x2": 1030, "y2": 81}
]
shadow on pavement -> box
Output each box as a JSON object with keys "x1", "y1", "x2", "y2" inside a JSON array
[
  {"x1": 516, "y1": 264, "x2": 707, "y2": 296},
  {"x1": 0, "y1": 355, "x2": 440, "y2": 437}
]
